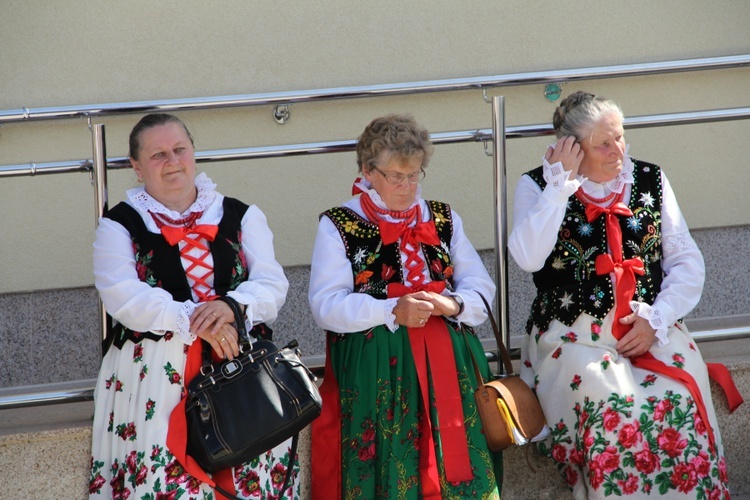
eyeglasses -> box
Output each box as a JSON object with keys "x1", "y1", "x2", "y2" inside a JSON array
[{"x1": 371, "y1": 166, "x2": 425, "y2": 185}]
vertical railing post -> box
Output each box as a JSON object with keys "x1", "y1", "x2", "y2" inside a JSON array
[
  {"x1": 90, "y1": 123, "x2": 109, "y2": 349},
  {"x1": 491, "y1": 96, "x2": 511, "y2": 367}
]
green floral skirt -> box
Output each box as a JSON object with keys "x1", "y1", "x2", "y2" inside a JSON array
[{"x1": 329, "y1": 322, "x2": 502, "y2": 499}]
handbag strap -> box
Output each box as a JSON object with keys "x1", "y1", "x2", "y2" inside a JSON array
[{"x1": 478, "y1": 294, "x2": 515, "y2": 376}]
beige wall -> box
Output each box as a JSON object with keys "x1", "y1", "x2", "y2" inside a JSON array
[{"x1": 1, "y1": 0, "x2": 749, "y2": 294}]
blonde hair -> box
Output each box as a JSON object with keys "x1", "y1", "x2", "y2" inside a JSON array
[{"x1": 356, "y1": 114, "x2": 433, "y2": 172}]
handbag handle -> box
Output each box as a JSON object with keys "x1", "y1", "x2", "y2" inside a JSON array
[{"x1": 478, "y1": 293, "x2": 515, "y2": 377}]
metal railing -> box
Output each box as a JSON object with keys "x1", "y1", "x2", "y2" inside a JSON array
[
  {"x1": 1, "y1": 54, "x2": 748, "y2": 124},
  {"x1": 1, "y1": 54, "x2": 749, "y2": 412}
]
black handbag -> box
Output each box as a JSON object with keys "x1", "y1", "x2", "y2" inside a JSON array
[{"x1": 185, "y1": 296, "x2": 322, "y2": 495}]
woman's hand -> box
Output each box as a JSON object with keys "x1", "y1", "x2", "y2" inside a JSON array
[
  {"x1": 197, "y1": 322, "x2": 241, "y2": 360},
  {"x1": 190, "y1": 300, "x2": 241, "y2": 359},
  {"x1": 616, "y1": 313, "x2": 657, "y2": 357},
  {"x1": 546, "y1": 136, "x2": 584, "y2": 180},
  {"x1": 191, "y1": 300, "x2": 235, "y2": 337},
  {"x1": 393, "y1": 293, "x2": 435, "y2": 328},
  {"x1": 413, "y1": 291, "x2": 461, "y2": 318}
]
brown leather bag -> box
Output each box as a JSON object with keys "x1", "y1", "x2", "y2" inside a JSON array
[{"x1": 468, "y1": 295, "x2": 547, "y2": 452}]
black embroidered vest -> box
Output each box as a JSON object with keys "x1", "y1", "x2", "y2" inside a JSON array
[
  {"x1": 525, "y1": 158, "x2": 664, "y2": 333},
  {"x1": 102, "y1": 197, "x2": 249, "y2": 352},
  {"x1": 322, "y1": 200, "x2": 455, "y2": 298}
]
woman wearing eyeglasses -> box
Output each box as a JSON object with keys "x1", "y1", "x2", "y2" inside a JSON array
[{"x1": 309, "y1": 114, "x2": 501, "y2": 499}]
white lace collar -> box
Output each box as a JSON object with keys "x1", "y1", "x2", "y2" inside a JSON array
[
  {"x1": 127, "y1": 172, "x2": 217, "y2": 217},
  {"x1": 353, "y1": 177, "x2": 423, "y2": 212}
]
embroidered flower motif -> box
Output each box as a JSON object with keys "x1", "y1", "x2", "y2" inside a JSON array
[
  {"x1": 343, "y1": 220, "x2": 360, "y2": 233},
  {"x1": 552, "y1": 257, "x2": 565, "y2": 270},
  {"x1": 558, "y1": 292, "x2": 574, "y2": 309},
  {"x1": 552, "y1": 347, "x2": 563, "y2": 359},
  {"x1": 627, "y1": 216, "x2": 642, "y2": 231},
  {"x1": 641, "y1": 374, "x2": 658, "y2": 387},
  {"x1": 672, "y1": 353, "x2": 686, "y2": 369},
  {"x1": 381, "y1": 264, "x2": 395, "y2": 281},
  {"x1": 601, "y1": 353, "x2": 611, "y2": 371},
  {"x1": 355, "y1": 270, "x2": 374, "y2": 285},
  {"x1": 353, "y1": 247, "x2": 368, "y2": 265},
  {"x1": 577, "y1": 222, "x2": 593, "y2": 236},
  {"x1": 163, "y1": 362, "x2": 181, "y2": 385},
  {"x1": 640, "y1": 191, "x2": 655, "y2": 207},
  {"x1": 145, "y1": 399, "x2": 156, "y2": 421},
  {"x1": 570, "y1": 375, "x2": 582, "y2": 390}
]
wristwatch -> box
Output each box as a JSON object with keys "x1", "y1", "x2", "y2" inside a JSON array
[{"x1": 451, "y1": 295, "x2": 465, "y2": 318}]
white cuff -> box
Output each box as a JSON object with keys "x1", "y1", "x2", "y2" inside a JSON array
[
  {"x1": 630, "y1": 301, "x2": 669, "y2": 346},
  {"x1": 177, "y1": 301, "x2": 198, "y2": 344},
  {"x1": 384, "y1": 298, "x2": 399, "y2": 332},
  {"x1": 542, "y1": 158, "x2": 581, "y2": 203}
]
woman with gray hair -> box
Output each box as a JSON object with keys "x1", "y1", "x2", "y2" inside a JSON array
[
  {"x1": 309, "y1": 114, "x2": 501, "y2": 499},
  {"x1": 509, "y1": 91, "x2": 741, "y2": 498}
]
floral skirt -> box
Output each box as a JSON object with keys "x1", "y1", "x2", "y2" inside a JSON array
[
  {"x1": 521, "y1": 311, "x2": 730, "y2": 499},
  {"x1": 327, "y1": 322, "x2": 502, "y2": 499},
  {"x1": 88, "y1": 335, "x2": 299, "y2": 499}
]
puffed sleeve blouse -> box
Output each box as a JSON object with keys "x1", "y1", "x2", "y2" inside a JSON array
[
  {"x1": 508, "y1": 150, "x2": 704, "y2": 344},
  {"x1": 93, "y1": 173, "x2": 288, "y2": 344}
]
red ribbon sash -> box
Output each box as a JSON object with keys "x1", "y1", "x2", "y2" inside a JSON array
[{"x1": 595, "y1": 253, "x2": 644, "y2": 339}]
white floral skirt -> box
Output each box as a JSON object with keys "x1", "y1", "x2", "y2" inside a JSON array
[
  {"x1": 520, "y1": 311, "x2": 729, "y2": 499},
  {"x1": 88, "y1": 335, "x2": 299, "y2": 499}
]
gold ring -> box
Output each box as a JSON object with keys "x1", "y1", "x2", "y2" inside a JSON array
[
  {"x1": 420, "y1": 318, "x2": 425, "y2": 324},
  {"x1": 221, "y1": 337, "x2": 226, "y2": 342},
  {"x1": 212, "y1": 312, "x2": 218, "y2": 317}
]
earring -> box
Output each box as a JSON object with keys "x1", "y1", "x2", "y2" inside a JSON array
[{"x1": 137, "y1": 177, "x2": 143, "y2": 184}]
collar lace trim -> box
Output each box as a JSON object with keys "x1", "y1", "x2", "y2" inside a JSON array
[{"x1": 127, "y1": 172, "x2": 216, "y2": 218}]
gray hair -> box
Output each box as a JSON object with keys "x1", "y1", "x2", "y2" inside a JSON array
[{"x1": 552, "y1": 91, "x2": 624, "y2": 140}]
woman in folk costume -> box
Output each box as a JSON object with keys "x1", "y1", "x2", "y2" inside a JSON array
[
  {"x1": 89, "y1": 113, "x2": 294, "y2": 499},
  {"x1": 509, "y1": 91, "x2": 743, "y2": 499},
  {"x1": 309, "y1": 114, "x2": 502, "y2": 499}
]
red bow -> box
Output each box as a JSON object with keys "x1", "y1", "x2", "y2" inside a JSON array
[
  {"x1": 379, "y1": 220, "x2": 440, "y2": 248},
  {"x1": 596, "y1": 254, "x2": 645, "y2": 339},
  {"x1": 586, "y1": 202, "x2": 632, "y2": 261},
  {"x1": 160, "y1": 224, "x2": 218, "y2": 246}
]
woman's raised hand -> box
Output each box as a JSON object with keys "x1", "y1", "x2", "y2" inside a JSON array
[{"x1": 546, "y1": 136, "x2": 584, "y2": 180}]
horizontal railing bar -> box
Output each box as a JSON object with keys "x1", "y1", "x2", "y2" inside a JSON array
[
  {"x1": 1, "y1": 55, "x2": 748, "y2": 124},
  {"x1": 1, "y1": 106, "x2": 748, "y2": 179},
  {"x1": 2, "y1": 325, "x2": 748, "y2": 411}
]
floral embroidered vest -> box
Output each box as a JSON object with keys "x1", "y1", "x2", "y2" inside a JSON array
[
  {"x1": 322, "y1": 200, "x2": 455, "y2": 298},
  {"x1": 525, "y1": 158, "x2": 664, "y2": 333},
  {"x1": 102, "y1": 197, "x2": 249, "y2": 352}
]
